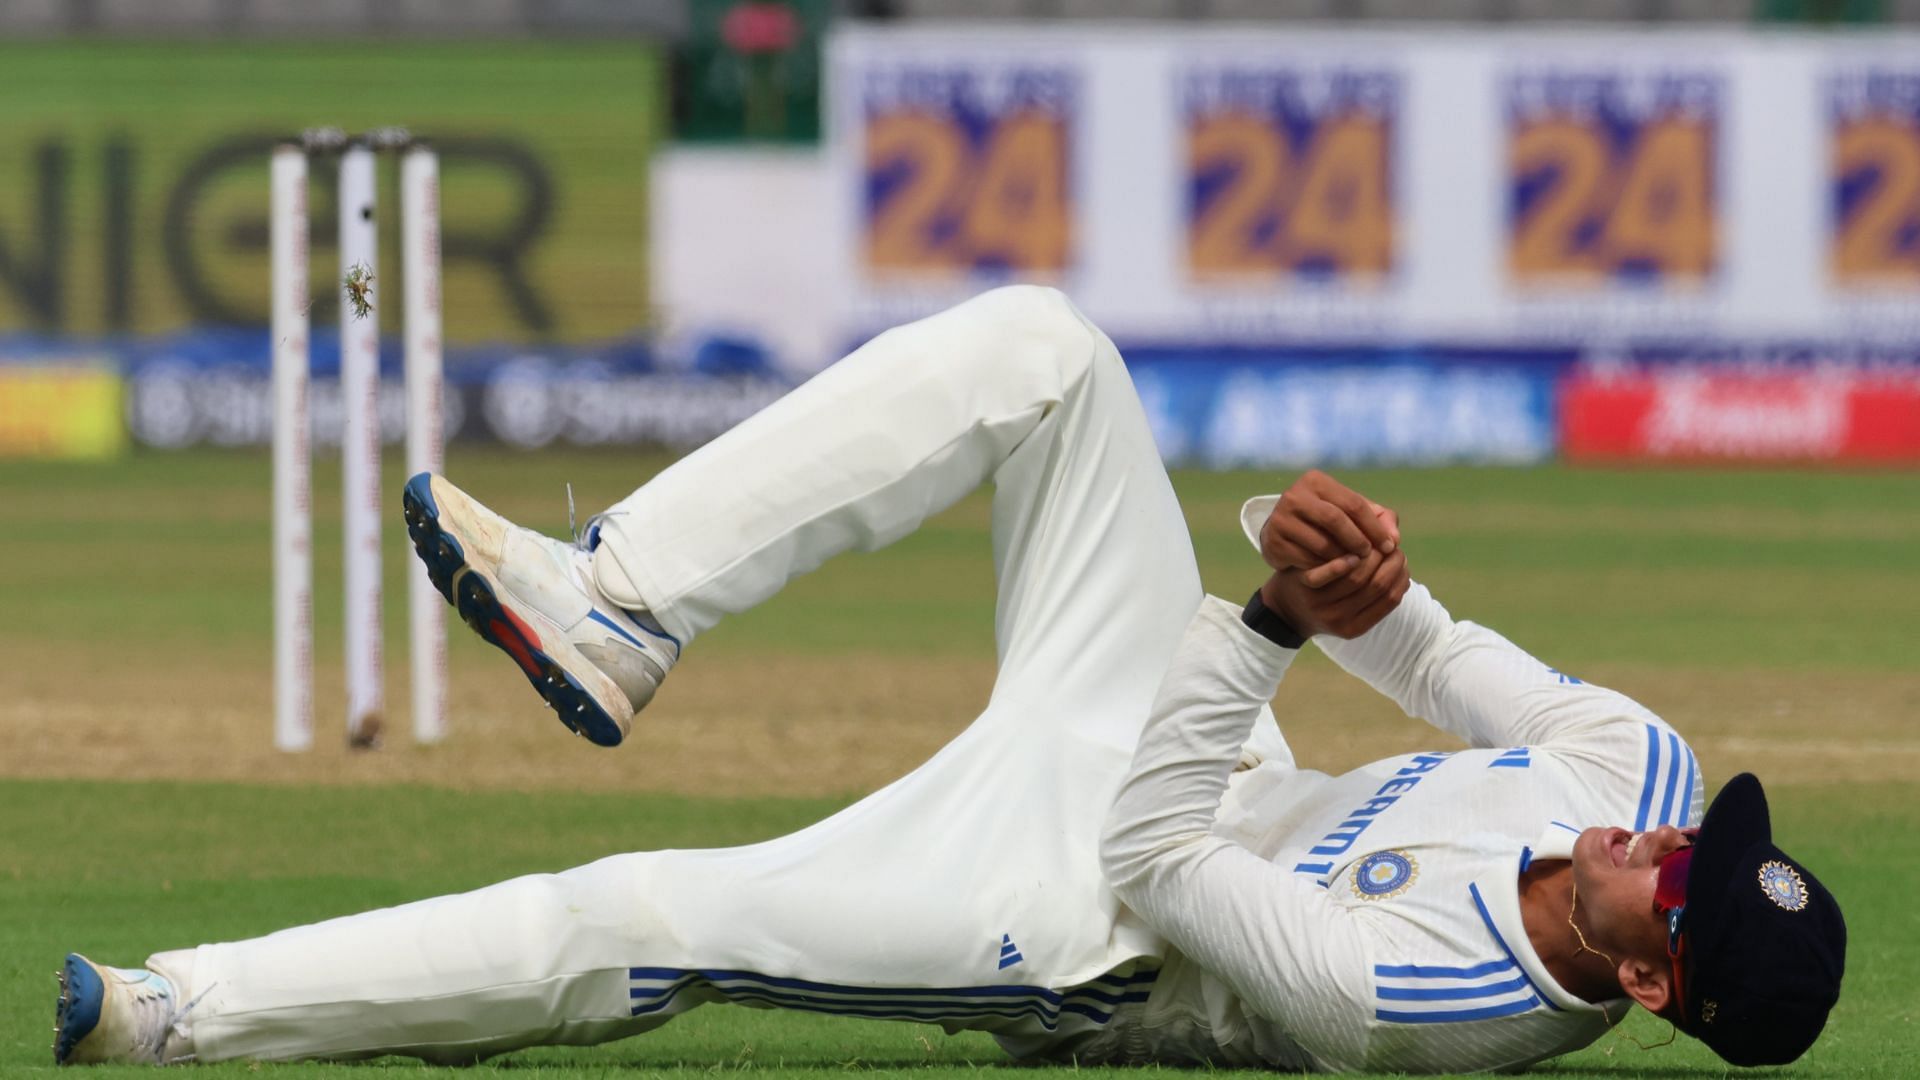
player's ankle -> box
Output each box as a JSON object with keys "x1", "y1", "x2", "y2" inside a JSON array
[{"x1": 591, "y1": 545, "x2": 655, "y2": 621}]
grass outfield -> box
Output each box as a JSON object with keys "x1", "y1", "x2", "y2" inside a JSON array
[{"x1": 2, "y1": 448, "x2": 1917, "y2": 1076}]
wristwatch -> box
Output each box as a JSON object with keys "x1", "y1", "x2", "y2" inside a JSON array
[{"x1": 1241, "y1": 589, "x2": 1307, "y2": 650}]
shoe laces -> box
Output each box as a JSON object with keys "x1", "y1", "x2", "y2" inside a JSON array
[
  {"x1": 560, "y1": 485, "x2": 678, "y2": 654},
  {"x1": 126, "y1": 974, "x2": 212, "y2": 1065},
  {"x1": 565, "y1": 482, "x2": 626, "y2": 554}
]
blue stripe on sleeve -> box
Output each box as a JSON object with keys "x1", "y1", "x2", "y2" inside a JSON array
[
  {"x1": 1376, "y1": 996, "x2": 1541, "y2": 1024},
  {"x1": 1679, "y1": 747, "x2": 1697, "y2": 825},
  {"x1": 1657, "y1": 731, "x2": 1682, "y2": 827},
  {"x1": 1373, "y1": 959, "x2": 1514, "y2": 979},
  {"x1": 1635, "y1": 724, "x2": 1661, "y2": 831},
  {"x1": 1376, "y1": 975, "x2": 1532, "y2": 1001}
]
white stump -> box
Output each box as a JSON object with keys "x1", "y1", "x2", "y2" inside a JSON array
[
  {"x1": 271, "y1": 143, "x2": 314, "y2": 753},
  {"x1": 402, "y1": 145, "x2": 448, "y2": 745},
  {"x1": 338, "y1": 141, "x2": 384, "y2": 746}
]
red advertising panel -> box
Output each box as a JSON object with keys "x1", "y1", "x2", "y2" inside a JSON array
[{"x1": 1563, "y1": 371, "x2": 1920, "y2": 463}]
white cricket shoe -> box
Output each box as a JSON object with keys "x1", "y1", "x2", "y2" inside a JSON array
[
  {"x1": 54, "y1": 954, "x2": 195, "y2": 1065},
  {"x1": 402, "y1": 472, "x2": 679, "y2": 747}
]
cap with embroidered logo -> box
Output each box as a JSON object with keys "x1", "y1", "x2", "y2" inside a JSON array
[{"x1": 1671, "y1": 772, "x2": 1847, "y2": 1066}]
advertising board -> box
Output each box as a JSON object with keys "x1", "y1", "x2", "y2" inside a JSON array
[
  {"x1": 0, "y1": 41, "x2": 661, "y2": 345},
  {"x1": 828, "y1": 27, "x2": 1920, "y2": 344},
  {"x1": 815, "y1": 26, "x2": 1920, "y2": 464},
  {"x1": 1563, "y1": 369, "x2": 1920, "y2": 463},
  {"x1": 0, "y1": 358, "x2": 123, "y2": 460}
]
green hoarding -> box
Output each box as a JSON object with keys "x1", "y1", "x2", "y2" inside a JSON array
[
  {"x1": 675, "y1": 0, "x2": 826, "y2": 144},
  {"x1": 0, "y1": 41, "x2": 663, "y2": 345}
]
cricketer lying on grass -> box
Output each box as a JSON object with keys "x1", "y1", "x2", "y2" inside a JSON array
[{"x1": 56, "y1": 287, "x2": 1845, "y2": 1072}]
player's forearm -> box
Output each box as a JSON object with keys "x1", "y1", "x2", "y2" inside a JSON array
[
  {"x1": 1100, "y1": 599, "x2": 1373, "y2": 1069},
  {"x1": 1100, "y1": 596, "x2": 1296, "y2": 893},
  {"x1": 1318, "y1": 581, "x2": 1664, "y2": 753},
  {"x1": 1312, "y1": 580, "x2": 1453, "y2": 710}
]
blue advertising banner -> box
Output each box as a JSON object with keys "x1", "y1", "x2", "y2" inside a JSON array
[
  {"x1": 1127, "y1": 347, "x2": 1566, "y2": 468},
  {"x1": 5, "y1": 330, "x2": 793, "y2": 451}
]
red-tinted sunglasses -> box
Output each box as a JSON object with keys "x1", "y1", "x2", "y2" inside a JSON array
[
  {"x1": 1655, "y1": 843, "x2": 1694, "y2": 924},
  {"x1": 1653, "y1": 837, "x2": 1697, "y2": 1018}
]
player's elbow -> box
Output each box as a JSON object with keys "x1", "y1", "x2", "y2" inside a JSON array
[
  {"x1": 1098, "y1": 809, "x2": 1151, "y2": 897},
  {"x1": 1099, "y1": 809, "x2": 1201, "y2": 902}
]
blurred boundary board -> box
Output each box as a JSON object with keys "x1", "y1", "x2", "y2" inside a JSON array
[
  {"x1": 0, "y1": 40, "x2": 663, "y2": 345},
  {"x1": 825, "y1": 24, "x2": 1920, "y2": 354}
]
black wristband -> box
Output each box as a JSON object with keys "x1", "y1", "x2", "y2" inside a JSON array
[{"x1": 1242, "y1": 589, "x2": 1307, "y2": 650}]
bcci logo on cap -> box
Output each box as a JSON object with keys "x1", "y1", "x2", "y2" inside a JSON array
[
  {"x1": 1352, "y1": 850, "x2": 1417, "y2": 899},
  {"x1": 1758, "y1": 860, "x2": 1809, "y2": 912}
]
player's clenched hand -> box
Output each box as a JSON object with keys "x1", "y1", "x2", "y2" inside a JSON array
[
  {"x1": 1259, "y1": 546, "x2": 1410, "y2": 640},
  {"x1": 1260, "y1": 469, "x2": 1400, "y2": 571}
]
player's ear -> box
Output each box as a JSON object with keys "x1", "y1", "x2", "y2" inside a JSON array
[{"x1": 1616, "y1": 953, "x2": 1672, "y2": 1015}]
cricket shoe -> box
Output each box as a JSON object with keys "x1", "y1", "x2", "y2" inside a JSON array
[
  {"x1": 402, "y1": 472, "x2": 678, "y2": 747},
  {"x1": 54, "y1": 954, "x2": 195, "y2": 1065}
]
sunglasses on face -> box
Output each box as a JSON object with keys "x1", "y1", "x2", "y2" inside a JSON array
[{"x1": 1652, "y1": 834, "x2": 1697, "y2": 1018}]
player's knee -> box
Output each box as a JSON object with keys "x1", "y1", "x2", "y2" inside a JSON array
[
  {"x1": 975, "y1": 284, "x2": 1080, "y2": 334},
  {"x1": 965, "y1": 285, "x2": 1100, "y2": 377}
]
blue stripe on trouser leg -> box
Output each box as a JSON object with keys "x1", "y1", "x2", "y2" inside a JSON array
[{"x1": 626, "y1": 967, "x2": 1156, "y2": 1028}]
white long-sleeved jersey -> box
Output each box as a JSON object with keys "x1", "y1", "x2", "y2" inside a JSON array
[{"x1": 1094, "y1": 502, "x2": 1706, "y2": 1073}]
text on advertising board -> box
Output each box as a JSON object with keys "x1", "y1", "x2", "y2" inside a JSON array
[
  {"x1": 860, "y1": 65, "x2": 1076, "y2": 277},
  {"x1": 1505, "y1": 70, "x2": 1720, "y2": 285},
  {"x1": 1562, "y1": 370, "x2": 1920, "y2": 462},
  {"x1": 1182, "y1": 67, "x2": 1396, "y2": 282},
  {"x1": 1829, "y1": 69, "x2": 1920, "y2": 286}
]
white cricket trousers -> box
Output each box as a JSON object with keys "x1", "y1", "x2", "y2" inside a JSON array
[{"x1": 157, "y1": 287, "x2": 1215, "y2": 1064}]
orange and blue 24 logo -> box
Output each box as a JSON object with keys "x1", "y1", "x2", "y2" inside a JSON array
[
  {"x1": 1830, "y1": 71, "x2": 1920, "y2": 285},
  {"x1": 861, "y1": 66, "x2": 1075, "y2": 277},
  {"x1": 1505, "y1": 71, "x2": 1720, "y2": 284},
  {"x1": 1182, "y1": 67, "x2": 1396, "y2": 281}
]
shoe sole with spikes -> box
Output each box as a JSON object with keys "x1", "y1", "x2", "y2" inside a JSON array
[
  {"x1": 402, "y1": 473, "x2": 633, "y2": 747},
  {"x1": 54, "y1": 953, "x2": 105, "y2": 1065}
]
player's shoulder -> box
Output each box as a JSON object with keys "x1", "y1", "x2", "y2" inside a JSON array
[
  {"x1": 1513, "y1": 662, "x2": 1684, "y2": 752},
  {"x1": 1535, "y1": 707, "x2": 1705, "y2": 832},
  {"x1": 1609, "y1": 716, "x2": 1704, "y2": 831}
]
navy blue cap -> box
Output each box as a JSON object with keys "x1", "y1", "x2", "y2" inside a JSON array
[{"x1": 1675, "y1": 773, "x2": 1846, "y2": 1066}]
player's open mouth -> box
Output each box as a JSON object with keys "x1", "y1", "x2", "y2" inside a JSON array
[{"x1": 1608, "y1": 830, "x2": 1637, "y2": 868}]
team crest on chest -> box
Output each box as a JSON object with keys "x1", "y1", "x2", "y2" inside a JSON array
[
  {"x1": 1352, "y1": 850, "x2": 1418, "y2": 899},
  {"x1": 1758, "y1": 860, "x2": 1809, "y2": 911}
]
